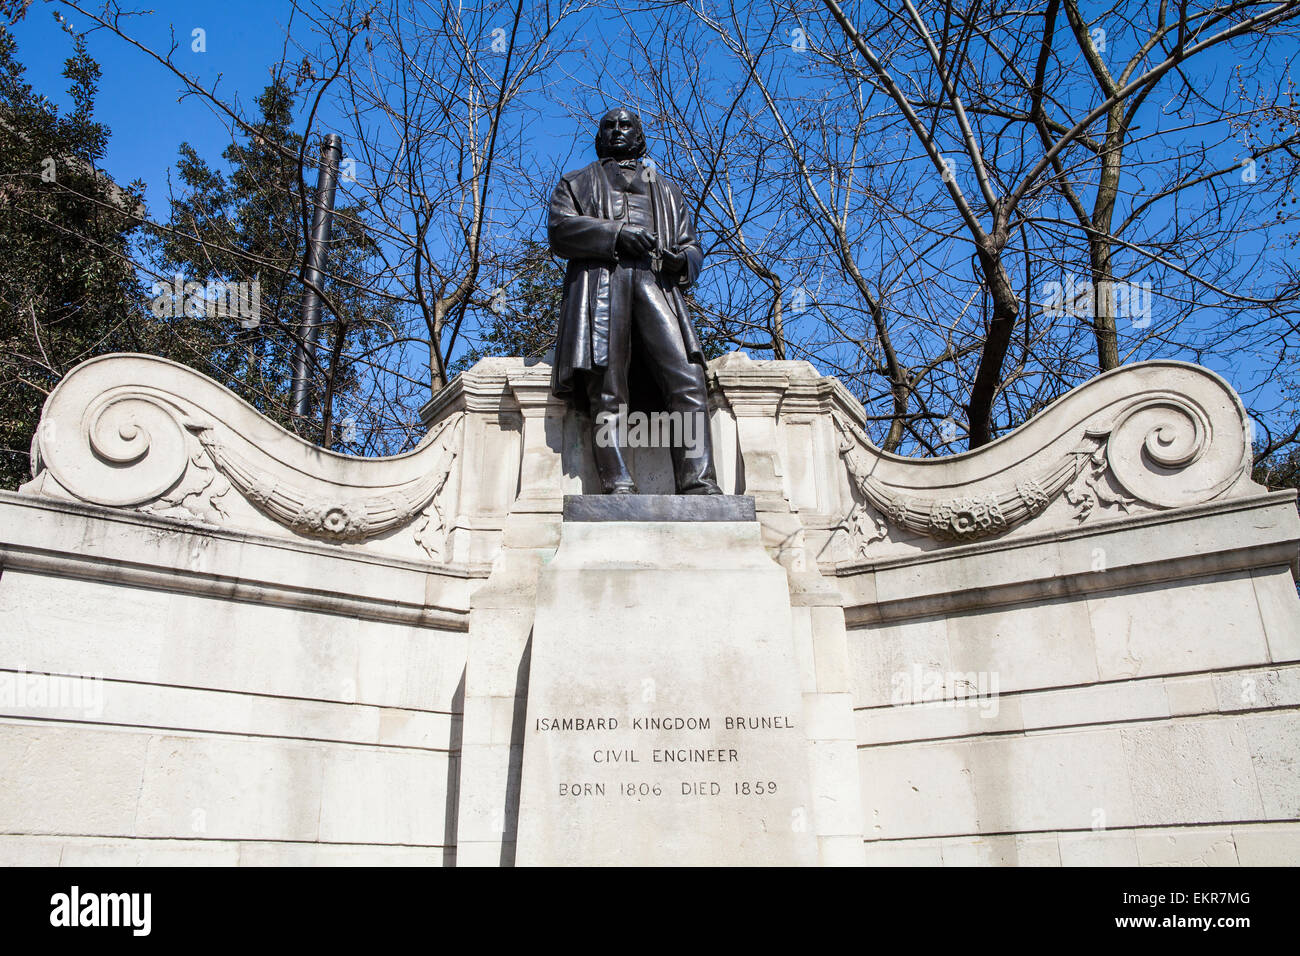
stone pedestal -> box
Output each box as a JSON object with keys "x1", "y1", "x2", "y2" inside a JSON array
[{"x1": 515, "y1": 496, "x2": 819, "y2": 865}]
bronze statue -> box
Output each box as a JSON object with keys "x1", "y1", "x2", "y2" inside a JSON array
[{"x1": 548, "y1": 108, "x2": 722, "y2": 495}]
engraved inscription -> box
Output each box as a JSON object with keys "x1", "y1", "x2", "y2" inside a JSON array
[{"x1": 536, "y1": 710, "x2": 799, "y2": 799}]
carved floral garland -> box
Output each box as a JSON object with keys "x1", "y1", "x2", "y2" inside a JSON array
[
  {"x1": 190, "y1": 413, "x2": 463, "y2": 551},
  {"x1": 831, "y1": 413, "x2": 1128, "y2": 550}
]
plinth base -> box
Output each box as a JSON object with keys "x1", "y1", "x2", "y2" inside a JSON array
[{"x1": 515, "y1": 516, "x2": 818, "y2": 866}]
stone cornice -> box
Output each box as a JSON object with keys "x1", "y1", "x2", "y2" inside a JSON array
[
  {"x1": 14, "y1": 351, "x2": 1282, "y2": 582},
  {"x1": 834, "y1": 490, "x2": 1300, "y2": 626},
  {"x1": 828, "y1": 360, "x2": 1262, "y2": 550},
  {"x1": 0, "y1": 490, "x2": 480, "y2": 629}
]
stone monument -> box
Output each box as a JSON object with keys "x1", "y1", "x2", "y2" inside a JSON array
[
  {"x1": 1, "y1": 351, "x2": 1297, "y2": 866},
  {"x1": 511, "y1": 111, "x2": 849, "y2": 864}
]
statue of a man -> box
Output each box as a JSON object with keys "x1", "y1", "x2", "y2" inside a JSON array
[{"x1": 548, "y1": 108, "x2": 722, "y2": 495}]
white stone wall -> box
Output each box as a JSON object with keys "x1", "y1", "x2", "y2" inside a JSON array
[
  {"x1": 0, "y1": 492, "x2": 469, "y2": 865},
  {"x1": 846, "y1": 507, "x2": 1300, "y2": 865}
]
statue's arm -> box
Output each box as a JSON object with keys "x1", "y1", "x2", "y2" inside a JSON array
[
  {"x1": 548, "y1": 177, "x2": 620, "y2": 261},
  {"x1": 669, "y1": 183, "x2": 704, "y2": 289}
]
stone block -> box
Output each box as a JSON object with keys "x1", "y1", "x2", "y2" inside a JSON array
[
  {"x1": 847, "y1": 616, "x2": 950, "y2": 709},
  {"x1": 1057, "y1": 831, "x2": 1140, "y2": 866},
  {"x1": 1090, "y1": 573, "x2": 1270, "y2": 680},
  {"x1": 318, "y1": 747, "x2": 452, "y2": 845},
  {"x1": 1135, "y1": 828, "x2": 1240, "y2": 866},
  {"x1": 135, "y1": 733, "x2": 325, "y2": 841},
  {"x1": 1240, "y1": 711, "x2": 1300, "y2": 819},
  {"x1": 862, "y1": 839, "x2": 944, "y2": 866},
  {"x1": 1162, "y1": 675, "x2": 1218, "y2": 717},
  {"x1": 1019, "y1": 679, "x2": 1168, "y2": 730},
  {"x1": 1121, "y1": 719, "x2": 1262, "y2": 825},
  {"x1": 946, "y1": 598, "x2": 1098, "y2": 695},
  {"x1": 0, "y1": 722, "x2": 148, "y2": 836},
  {"x1": 1232, "y1": 823, "x2": 1300, "y2": 865}
]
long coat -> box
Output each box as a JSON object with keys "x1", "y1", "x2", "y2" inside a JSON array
[{"x1": 547, "y1": 160, "x2": 705, "y2": 407}]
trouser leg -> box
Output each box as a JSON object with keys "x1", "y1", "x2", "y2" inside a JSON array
[
  {"x1": 631, "y1": 272, "x2": 721, "y2": 495},
  {"x1": 586, "y1": 370, "x2": 636, "y2": 493}
]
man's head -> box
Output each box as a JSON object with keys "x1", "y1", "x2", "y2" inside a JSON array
[{"x1": 594, "y1": 108, "x2": 646, "y2": 160}]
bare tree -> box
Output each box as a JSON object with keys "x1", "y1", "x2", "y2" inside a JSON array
[
  {"x1": 819, "y1": 0, "x2": 1300, "y2": 446},
  {"x1": 317, "y1": 0, "x2": 589, "y2": 394},
  {"x1": 605, "y1": 0, "x2": 1300, "y2": 455}
]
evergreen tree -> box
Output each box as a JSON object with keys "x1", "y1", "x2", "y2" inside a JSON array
[
  {"x1": 0, "y1": 26, "x2": 148, "y2": 488},
  {"x1": 151, "y1": 77, "x2": 393, "y2": 448}
]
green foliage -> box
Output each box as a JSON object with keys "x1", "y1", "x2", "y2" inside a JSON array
[
  {"x1": 0, "y1": 27, "x2": 148, "y2": 489},
  {"x1": 0, "y1": 32, "x2": 397, "y2": 490}
]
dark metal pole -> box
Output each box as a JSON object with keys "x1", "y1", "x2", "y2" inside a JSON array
[{"x1": 291, "y1": 133, "x2": 343, "y2": 419}]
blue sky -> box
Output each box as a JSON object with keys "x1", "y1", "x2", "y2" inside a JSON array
[{"x1": 14, "y1": 1, "x2": 326, "y2": 209}]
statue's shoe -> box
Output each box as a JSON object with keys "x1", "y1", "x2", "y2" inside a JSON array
[{"x1": 677, "y1": 482, "x2": 724, "y2": 495}]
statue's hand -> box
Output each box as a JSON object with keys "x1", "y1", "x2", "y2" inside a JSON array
[
  {"x1": 616, "y1": 225, "x2": 656, "y2": 258},
  {"x1": 661, "y1": 248, "x2": 687, "y2": 274}
]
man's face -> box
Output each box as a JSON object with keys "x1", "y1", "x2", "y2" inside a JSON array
[{"x1": 597, "y1": 109, "x2": 643, "y2": 159}]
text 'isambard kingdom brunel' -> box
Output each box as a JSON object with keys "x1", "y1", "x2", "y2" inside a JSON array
[{"x1": 533, "y1": 713, "x2": 796, "y2": 799}]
